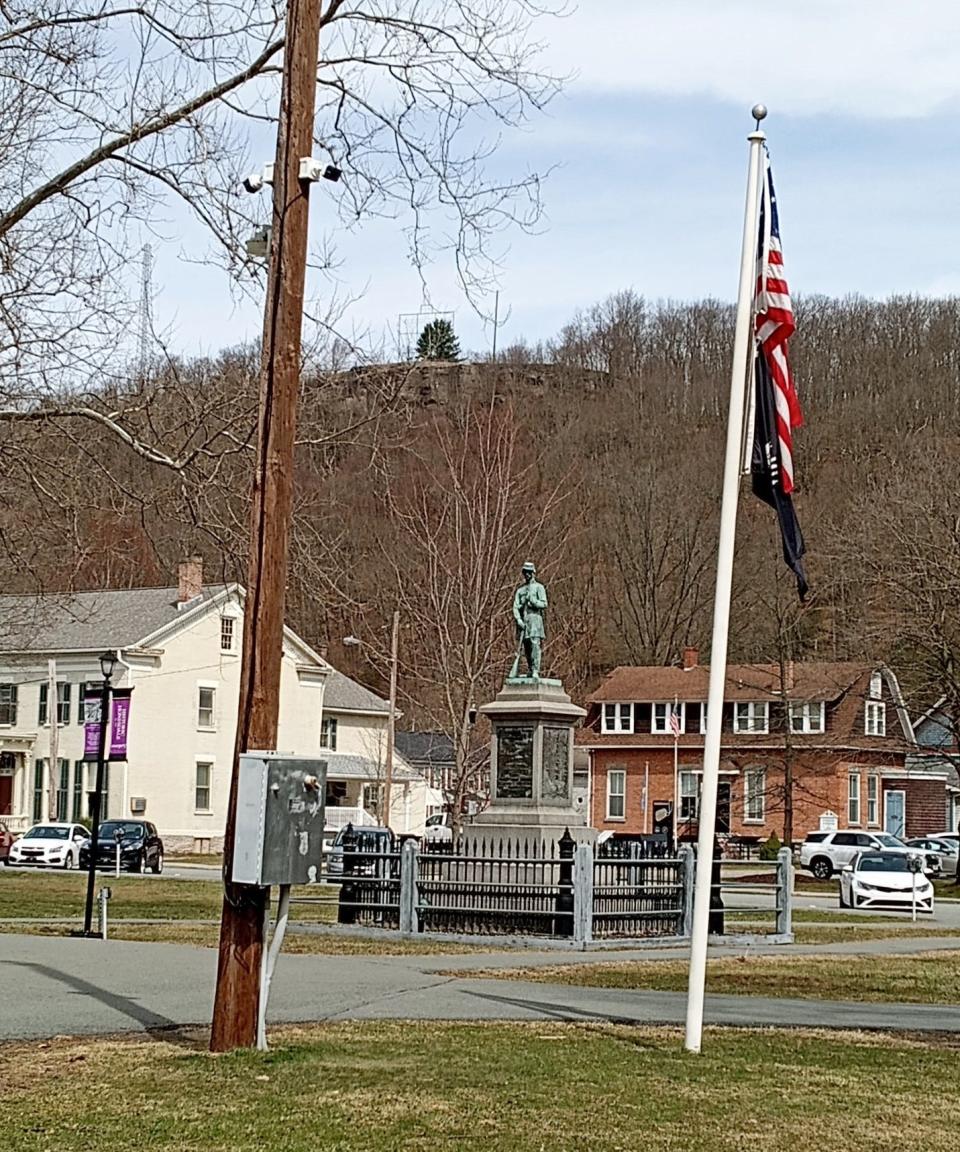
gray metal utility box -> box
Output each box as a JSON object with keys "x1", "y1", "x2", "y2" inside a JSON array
[{"x1": 232, "y1": 752, "x2": 327, "y2": 886}]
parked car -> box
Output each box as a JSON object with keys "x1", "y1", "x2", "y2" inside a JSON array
[
  {"x1": 839, "y1": 851, "x2": 934, "y2": 912},
  {"x1": 800, "y1": 830, "x2": 940, "y2": 879},
  {"x1": 0, "y1": 820, "x2": 16, "y2": 864},
  {"x1": 423, "y1": 812, "x2": 454, "y2": 844},
  {"x1": 326, "y1": 825, "x2": 394, "y2": 880},
  {"x1": 8, "y1": 822, "x2": 89, "y2": 868},
  {"x1": 78, "y1": 819, "x2": 164, "y2": 874},
  {"x1": 905, "y1": 836, "x2": 959, "y2": 875}
]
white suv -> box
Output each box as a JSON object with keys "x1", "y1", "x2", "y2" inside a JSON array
[{"x1": 800, "y1": 830, "x2": 939, "y2": 879}]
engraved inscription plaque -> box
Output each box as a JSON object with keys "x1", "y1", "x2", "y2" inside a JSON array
[
  {"x1": 541, "y1": 726, "x2": 570, "y2": 801},
  {"x1": 496, "y1": 726, "x2": 534, "y2": 799}
]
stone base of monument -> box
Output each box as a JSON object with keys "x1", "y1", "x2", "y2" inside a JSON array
[{"x1": 472, "y1": 677, "x2": 596, "y2": 851}]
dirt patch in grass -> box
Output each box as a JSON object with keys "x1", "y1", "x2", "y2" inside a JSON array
[
  {"x1": 2, "y1": 1021, "x2": 959, "y2": 1151},
  {"x1": 452, "y1": 951, "x2": 960, "y2": 1005}
]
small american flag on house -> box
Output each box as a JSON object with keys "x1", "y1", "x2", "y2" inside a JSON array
[{"x1": 669, "y1": 705, "x2": 681, "y2": 737}]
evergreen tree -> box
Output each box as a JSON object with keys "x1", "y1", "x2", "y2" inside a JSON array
[{"x1": 416, "y1": 318, "x2": 461, "y2": 361}]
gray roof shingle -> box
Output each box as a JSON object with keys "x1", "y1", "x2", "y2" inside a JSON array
[
  {"x1": 0, "y1": 585, "x2": 231, "y2": 653},
  {"x1": 322, "y1": 752, "x2": 420, "y2": 782},
  {"x1": 323, "y1": 669, "x2": 389, "y2": 714}
]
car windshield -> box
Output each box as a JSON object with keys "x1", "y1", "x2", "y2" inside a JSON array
[
  {"x1": 25, "y1": 826, "x2": 69, "y2": 840},
  {"x1": 873, "y1": 834, "x2": 903, "y2": 848},
  {"x1": 98, "y1": 821, "x2": 144, "y2": 839},
  {"x1": 858, "y1": 854, "x2": 912, "y2": 873}
]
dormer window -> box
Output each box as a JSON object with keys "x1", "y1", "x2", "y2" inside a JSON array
[
  {"x1": 865, "y1": 700, "x2": 886, "y2": 736},
  {"x1": 602, "y1": 703, "x2": 633, "y2": 734},
  {"x1": 869, "y1": 671, "x2": 883, "y2": 699},
  {"x1": 220, "y1": 616, "x2": 235, "y2": 653},
  {"x1": 734, "y1": 702, "x2": 769, "y2": 734},
  {"x1": 652, "y1": 702, "x2": 684, "y2": 734},
  {"x1": 789, "y1": 702, "x2": 825, "y2": 734}
]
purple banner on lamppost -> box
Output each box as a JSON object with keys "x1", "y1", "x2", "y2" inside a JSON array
[
  {"x1": 83, "y1": 690, "x2": 102, "y2": 760},
  {"x1": 109, "y1": 689, "x2": 132, "y2": 760}
]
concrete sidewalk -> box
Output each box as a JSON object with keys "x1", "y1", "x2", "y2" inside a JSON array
[{"x1": 2, "y1": 931, "x2": 959, "y2": 1042}]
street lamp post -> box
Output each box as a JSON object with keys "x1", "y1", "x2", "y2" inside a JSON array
[
  {"x1": 343, "y1": 610, "x2": 399, "y2": 827},
  {"x1": 82, "y1": 649, "x2": 117, "y2": 936}
]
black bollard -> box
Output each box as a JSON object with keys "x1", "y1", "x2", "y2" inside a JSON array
[
  {"x1": 338, "y1": 822, "x2": 359, "y2": 925},
  {"x1": 555, "y1": 827, "x2": 575, "y2": 937}
]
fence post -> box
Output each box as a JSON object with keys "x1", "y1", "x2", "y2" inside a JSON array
[
  {"x1": 679, "y1": 844, "x2": 695, "y2": 938},
  {"x1": 776, "y1": 845, "x2": 794, "y2": 940},
  {"x1": 337, "y1": 822, "x2": 358, "y2": 925},
  {"x1": 573, "y1": 841, "x2": 593, "y2": 948},
  {"x1": 709, "y1": 836, "x2": 725, "y2": 935},
  {"x1": 399, "y1": 838, "x2": 419, "y2": 935},
  {"x1": 555, "y1": 828, "x2": 575, "y2": 937}
]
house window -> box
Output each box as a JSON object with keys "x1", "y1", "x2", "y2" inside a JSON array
[
  {"x1": 848, "y1": 772, "x2": 861, "y2": 825},
  {"x1": 56, "y1": 759, "x2": 69, "y2": 821},
  {"x1": 78, "y1": 682, "x2": 103, "y2": 725},
  {"x1": 699, "y1": 703, "x2": 709, "y2": 734},
  {"x1": 789, "y1": 702, "x2": 825, "y2": 734},
  {"x1": 744, "y1": 768, "x2": 766, "y2": 822},
  {"x1": 0, "y1": 684, "x2": 18, "y2": 726},
  {"x1": 32, "y1": 760, "x2": 44, "y2": 824},
  {"x1": 198, "y1": 686, "x2": 216, "y2": 730},
  {"x1": 73, "y1": 761, "x2": 85, "y2": 821},
  {"x1": 652, "y1": 702, "x2": 684, "y2": 735},
  {"x1": 601, "y1": 703, "x2": 633, "y2": 734},
  {"x1": 867, "y1": 774, "x2": 879, "y2": 825},
  {"x1": 865, "y1": 701, "x2": 886, "y2": 736},
  {"x1": 195, "y1": 762, "x2": 212, "y2": 811},
  {"x1": 734, "y1": 702, "x2": 769, "y2": 734},
  {"x1": 606, "y1": 769, "x2": 626, "y2": 820},
  {"x1": 320, "y1": 717, "x2": 338, "y2": 751},
  {"x1": 220, "y1": 616, "x2": 235, "y2": 653},
  {"x1": 39, "y1": 683, "x2": 72, "y2": 727},
  {"x1": 680, "y1": 771, "x2": 700, "y2": 820},
  {"x1": 869, "y1": 672, "x2": 882, "y2": 699}
]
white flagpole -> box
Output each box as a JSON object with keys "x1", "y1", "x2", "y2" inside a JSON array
[{"x1": 684, "y1": 107, "x2": 768, "y2": 1054}]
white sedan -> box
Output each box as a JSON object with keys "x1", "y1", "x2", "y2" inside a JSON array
[
  {"x1": 8, "y1": 822, "x2": 90, "y2": 869},
  {"x1": 839, "y1": 851, "x2": 934, "y2": 913}
]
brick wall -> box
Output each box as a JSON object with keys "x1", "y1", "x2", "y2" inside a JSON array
[{"x1": 882, "y1": 777, "x2": 949, "y2": 837}]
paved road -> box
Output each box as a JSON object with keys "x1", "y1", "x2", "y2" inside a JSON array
[{"x1": 3, "y1": 931, "x2": 960, "y2": 1042}]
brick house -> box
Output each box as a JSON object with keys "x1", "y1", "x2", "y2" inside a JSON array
[{"x1": 579, "y1": 647, "x2": 947, "y2": 845}]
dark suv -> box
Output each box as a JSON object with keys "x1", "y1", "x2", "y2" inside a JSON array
[{"x1": 79, "y1": 819, "x2": 164, "y2": 874}]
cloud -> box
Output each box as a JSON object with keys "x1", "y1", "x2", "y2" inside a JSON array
[{"x1": 546, "y1": 1, "x2": 960, "y2": 119}]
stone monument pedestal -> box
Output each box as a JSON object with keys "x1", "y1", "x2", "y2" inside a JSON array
[{"x1": 472, "y1": 678, "x2": 595, "y2": 850}]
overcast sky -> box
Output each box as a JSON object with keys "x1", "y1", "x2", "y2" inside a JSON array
[{"x1": 150, "y1": 1, "x2": 960, "y2": 360}]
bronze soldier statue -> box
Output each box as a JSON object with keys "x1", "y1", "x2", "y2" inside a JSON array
[{"x1": 509, "y1": 561, "x2": 547, "y2": 679}]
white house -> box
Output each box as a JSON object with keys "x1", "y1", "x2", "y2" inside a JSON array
[
  {"x1": 0, "y1": 559, "x2": 428, "y2": 849},
  {"x1": 319, "y1": 669, "x2": 430, "y2": 833}
]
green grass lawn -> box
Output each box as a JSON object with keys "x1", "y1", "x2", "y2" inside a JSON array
[
  {"x1": 2, "y1": 1022, "x2": 959, "y2": 1151},
  {"x1": 0, "y1": 868, "x2": 335, "y2": 923},
  {"x1": 456, "y1": 951, "x2": 960, "y2": 1004}
]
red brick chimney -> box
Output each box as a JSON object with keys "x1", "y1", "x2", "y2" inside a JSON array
[
  {"x1": 177, "y1": 555, "x2": 203, "y2": 603},
  {"x1": 682, "y1": 646, "x2": 699, "y2": 671}
]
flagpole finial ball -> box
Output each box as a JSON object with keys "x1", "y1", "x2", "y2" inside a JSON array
[{"x1": 751, "y1": 103, "x2": 768, "y2": 122}]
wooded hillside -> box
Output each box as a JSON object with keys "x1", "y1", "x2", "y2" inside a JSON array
[{"x1": 3, "y1": 290, "x2": 959, "y2": 740}]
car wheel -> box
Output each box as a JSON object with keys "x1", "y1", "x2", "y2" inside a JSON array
[
  {"x1": 839, "y1": 887, "x2": 848, "y2": 908},
  {"x1": 810, "y1": 857, "x2": 833, "y2": 880},
  {"x1": 62, "y1": 851, "x2": 74, "y2": 870},
  {"x1": 134, "y1": 851, "x2": 146, "y2": 874},
  {"x1": 151, "y1": 852, "x2": 164, "y2": 875}
]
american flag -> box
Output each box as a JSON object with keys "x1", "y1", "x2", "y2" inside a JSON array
[
  {"x1": 750, "y1": 148, "x2": 808, "y2": 599},
  {"x1": 669, "y1": 704, "x2": 681, "y2": 738},
  {"x1": 755, "y1": 149, "x2": 803, "y2": 493}
]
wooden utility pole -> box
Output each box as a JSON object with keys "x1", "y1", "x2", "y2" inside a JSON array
[
  {"x1": 383, "y1": 609, "x2": 399, "y2": 826},
  {"x1": 210, "y1": 0, "x2": 323, "y2": 1053},
  {"x1": 47, "y1": 659, "x2": 58, "y2": 820}
]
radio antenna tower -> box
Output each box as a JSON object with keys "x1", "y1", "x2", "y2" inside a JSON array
[{"x1": 137, "y1": 243, "x2": 153, "y2": 383}]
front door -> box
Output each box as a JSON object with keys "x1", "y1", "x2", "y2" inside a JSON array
[
  {"x1": 717, "y1": 781, "x2": 731, "y2": 834},
  {"x1": 885, "y1": 789, "x2": 906, "y2": 838},
  {"x1": 0, "y1": 772, "x2": 12, "y2": 815}
]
